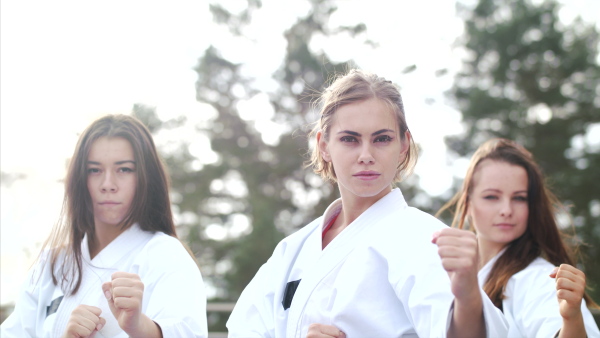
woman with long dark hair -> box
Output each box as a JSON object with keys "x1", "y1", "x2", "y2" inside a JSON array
[
  {"x1": 438, "y1": 138, "x2": 599, "y2": 337},
  {"x1": 1, "y1": 114, "x2": 207, "y2": 337}
]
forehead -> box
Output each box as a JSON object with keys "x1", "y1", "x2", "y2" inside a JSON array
[
  {"x1": 88, "y1": 136, "x2": 134, "y2": 159},
  {"x1": 331, "y1": 98, "x2": 398, "y2": 131},
  {"x1": 472, "y1": 159, "x2": 528, "y2": 190}
]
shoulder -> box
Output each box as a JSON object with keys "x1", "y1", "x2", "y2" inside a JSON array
[
  {"x1": 31, "y1": 247, "x2": 66, "y2": 279},
  {"x1": 276, "y1": 217, "x2": 321, "y2": 252},
  {"x1": 512, "y1": 257, "x2": 554, "y2": 280},
  {"x1": 507, "y1": 257, "x2": 556, "y2": 294},
  {"x1": 367, "y1": 207, "x2": 447, "y2": 266},
  {"x1": 378, "y1": 206, "x2": 447, "y2": 240},
  {"x1": 144, "y1": 231, "x2": 186, "y2": 249},
  {"x1": 404, "y1": 207, "x2": 448, "y2": 230},
  {"x1": 136, "y1": 231, "x2": 199, "y2": 271}
]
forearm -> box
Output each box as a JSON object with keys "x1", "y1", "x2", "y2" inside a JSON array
[
  {"x1": 448, "y1": 293, "x2": 485, "y2": 338},
  {"x1": 127, "y1": 314, "x2": 162, "y2": 338},
  {"x1": 558, "y1": 313, "x2": 586, "y2": 338}
]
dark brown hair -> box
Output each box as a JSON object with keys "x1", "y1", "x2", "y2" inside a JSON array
[
  {"x1": 437, "y1": 138, "x2": 597, "y2": 308},
  {"x1": 42, "y1": 114, "x2": 177, "y2": 295},
  {"x1": 307, "y1": 69, "x2": 418, "y2": 183}
]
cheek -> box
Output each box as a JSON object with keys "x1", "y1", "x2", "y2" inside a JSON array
[
  {"x1": 467, "y1": 202, "x2": 488, "y2": 228},
  {"x1": 127, "y1": 178, "x2": 138, "y2": 199},
  {"x1": 87, "y1": 178, "x2": 96, "y2": 199},
  {"x1": 519, "y1": 205, "x2": 529, "y2": 222}
]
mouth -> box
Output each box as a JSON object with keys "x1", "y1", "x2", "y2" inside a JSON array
[
  {"x1": 494, "y1": 223, "x2": 515, "y2": 228},
  {"x1": 353, "y1": 171, "x2": 381, "y2": 180},
  {"x1": 99, "y1": 201, "x2": 120, "y2": 205}
]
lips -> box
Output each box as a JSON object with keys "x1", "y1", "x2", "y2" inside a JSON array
[
  {"x1": 494, "y1": 223, "x2": 515, "y2": 229},
  {"x1": 99, "y1": 201, "x2": 120, "y2": 205},
  {"x1": 353, "y1": 171, "x2": 380, "y2": 180}
]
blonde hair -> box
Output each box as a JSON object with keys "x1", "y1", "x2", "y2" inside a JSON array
[{"x1": 307, "y1": 69, "x2": 417, "y2": 183}]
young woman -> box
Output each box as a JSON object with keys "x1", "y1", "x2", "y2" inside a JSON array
[
  {"x1": 226, "y1": 69, "x2": 508, "y2": 337},
  {"x1": 437, "y1": 138, "x2": 600, "y2": 337},
  {"x1": 1, "y1": 115, "x2": 208, "y2": 337}
]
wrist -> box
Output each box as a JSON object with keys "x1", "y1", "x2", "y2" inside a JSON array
[
  {"x1": 455, "y1": 283, "x2": 482, "y2": 307},
  {"x1": 127, "y1": 314, "x2": 162, "y2": 338},
  {"x1": 562, "y1": 310, "x2": 584, "y2": 323}
]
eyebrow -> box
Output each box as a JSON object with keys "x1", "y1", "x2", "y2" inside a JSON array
[
  {"x1": 87, "y1": 160, "x2": 136, "y2": 165},
  {"x1": 481, "y1": 188, "x2": 527, "y2": 194},
  {"x1": 337, "y1": 129, "x2": 395, "y2": 136}
]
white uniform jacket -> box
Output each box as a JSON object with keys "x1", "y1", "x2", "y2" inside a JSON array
[
  {"x1": 227, "y1": 188, "x2": 508, "y2": 337},
  {"x1": 479, "y1": 252, "x2": 600, "y2": 338},
  {"x1": 1, "y1": 223, "x2": 208, "y2": 338}
]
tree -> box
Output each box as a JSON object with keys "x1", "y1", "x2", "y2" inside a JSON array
[
  {"x1": 446, "y1": 0, "x2": 600, "y2": 300},
  {"x1": 133, "y1": 0, "x2": 376, "y2": 330}
]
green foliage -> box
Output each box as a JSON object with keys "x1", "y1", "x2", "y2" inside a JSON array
[
  {"x1": 448, "y1": 0, "x2": 600, "y2": 301},
  {"x1": 134, "y1": 1, "x2": 370, "y2": 323}
]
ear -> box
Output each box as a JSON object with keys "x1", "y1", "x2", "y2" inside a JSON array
[
  {"x1": 464, "y1": 198, "x2": 475, "y2": 232},
  {"x1": 317, "y1": 131, "x2": 331, "y2": 162},
  {"x1": 398, "y1": 130, "x2": 411, "y2": 162}
]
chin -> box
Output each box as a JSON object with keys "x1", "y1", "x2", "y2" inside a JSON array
[{"x1": 352, "y1": 186, "x2": 391, "y2": 198}]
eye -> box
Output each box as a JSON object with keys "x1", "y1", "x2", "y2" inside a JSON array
[
  {"x1": 514, "y1": 195, "x2": 528, "y2": 202},
  {"x1": 374, "y1": 135, "x2": 393, "y2": 143},
  {"x1": 483, "y1": 195, "x2": 498, "y2": 200},
  {"x1": 340, "y1": 136, "x2": 357, "y2": 143},
  {"x1": 118, "y1": 167, "x2": 135, "y2": 173},
  {"x1": 87, "y1": 168, "x2": 100, "y2": 174}
]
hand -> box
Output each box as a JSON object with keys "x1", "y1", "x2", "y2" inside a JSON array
[
  {"x1": 550, "y1": 264, "x2": 585, "y2": 321},
  {"x1": 102, "y1": 272, "x2": 154, "y2": 337},
  {"x1": 306, "y1": 323, "x2": 346, "y2": 338},
  {"x1": 432, "y1": 228, "x2": 479, "y2": 300},
  {"x1": 63, "y1": 304, "x2": 106, "y2": 338},
  {"x1": 433, "y1": 228, "x2": 485, "y2": 338}
]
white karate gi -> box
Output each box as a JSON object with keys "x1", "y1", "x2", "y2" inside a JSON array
[
  {"x1": 479, "y1": 252, "x2": 600, "y2": 338},
  {"x1": 227, "y1": 188, "x2": 508, "y2": 337},
  {"x1": 1, "y1": 223, "x2": 208, "y2": 338}
]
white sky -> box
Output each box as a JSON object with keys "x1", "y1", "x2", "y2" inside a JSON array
[{"x1": 1, "y1": 0, "x2": 598, "y2": 305}]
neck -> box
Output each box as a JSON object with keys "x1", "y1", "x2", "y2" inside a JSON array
[
  {"x1": 337, "y1": 187, "x2": 392, "y2": 228},
  {"x1": 321, "y1": 188, "x2": 391, "y2": 249},
  {"x1": 477, "y1": 238, "x2": 505, "y2": 270},
  {"x1": 88, "y1": 223, "x2": 129, "y2": 259}
]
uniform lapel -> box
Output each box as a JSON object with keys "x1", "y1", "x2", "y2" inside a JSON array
[
  {"x1": 286, "y1": 189, "x2": 407, "y2": 337},
  {"x1": 52, "y1": 224, "x2": 153, "y2": 337}
]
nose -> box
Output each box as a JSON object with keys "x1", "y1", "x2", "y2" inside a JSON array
[
  {"x1": 358, "y1": 143, "x2": 375, "y2": 165},
  {"x1": 499, "y1": 199, "x2": 512, "y2": 217},
  {"x1": 100, "y1": 172, "x2": 117, "y2": 193}
]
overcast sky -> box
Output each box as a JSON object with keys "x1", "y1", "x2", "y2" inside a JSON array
[{"x1": 1, "y1": 0, "x2": 598, "y2": 305}]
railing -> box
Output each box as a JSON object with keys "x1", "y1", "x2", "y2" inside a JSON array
[
  {"x1": 1, "y1": 303, "x2": 599, "y2": 335},
  {"x1": 207, "y1": 302, "x2": 235, "y2": 338}
]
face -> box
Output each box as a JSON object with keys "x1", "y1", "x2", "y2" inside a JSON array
[
  {"x1": 467, "y1": 159, "x2": 529, "y2": 255},
  {"x1": 87, "y1": 136, "x2": 137, "y2": 230},
  {"x1": 318, "y1": 98, "x2": 409, "y2": 203}
]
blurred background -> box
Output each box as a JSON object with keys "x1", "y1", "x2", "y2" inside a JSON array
[{"x1": 1, "y1": 0, "x2": 599, "y2": 333}]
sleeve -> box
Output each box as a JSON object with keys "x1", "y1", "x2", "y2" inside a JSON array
[
  {"x1": 401, "y1": 263, "x2": 510, "y2": 338},
  {"x1": 511, "y1": 269, "x2": 563, "y2": 337},
  {"x1": 398, "y1": 258, "x2": 455, "y2": 337},
  {"x1": 480, "y1": 288, "x2": 509, "y2": 338},
  {"x1": 509, "y1": 263, "x2": 600, "y2": 338},
  {"x1": 387, "y1": 214, "x2": 508, "y2": 338},
  {"x1": 0, "y1": 257, "x2": 47, "y2": 338},
  {"x1": 581, "y1": 300, "x2": 600, "y2": 338},
  {"x1": 137, "y1": 237, "x2": 208, "y2": 338},
  {"x1": 226, "y1": 244, "x2": 284, "y2": 338},
  {"x1": 403, "y1": 261, "x2": 507, "y2": 338}
]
